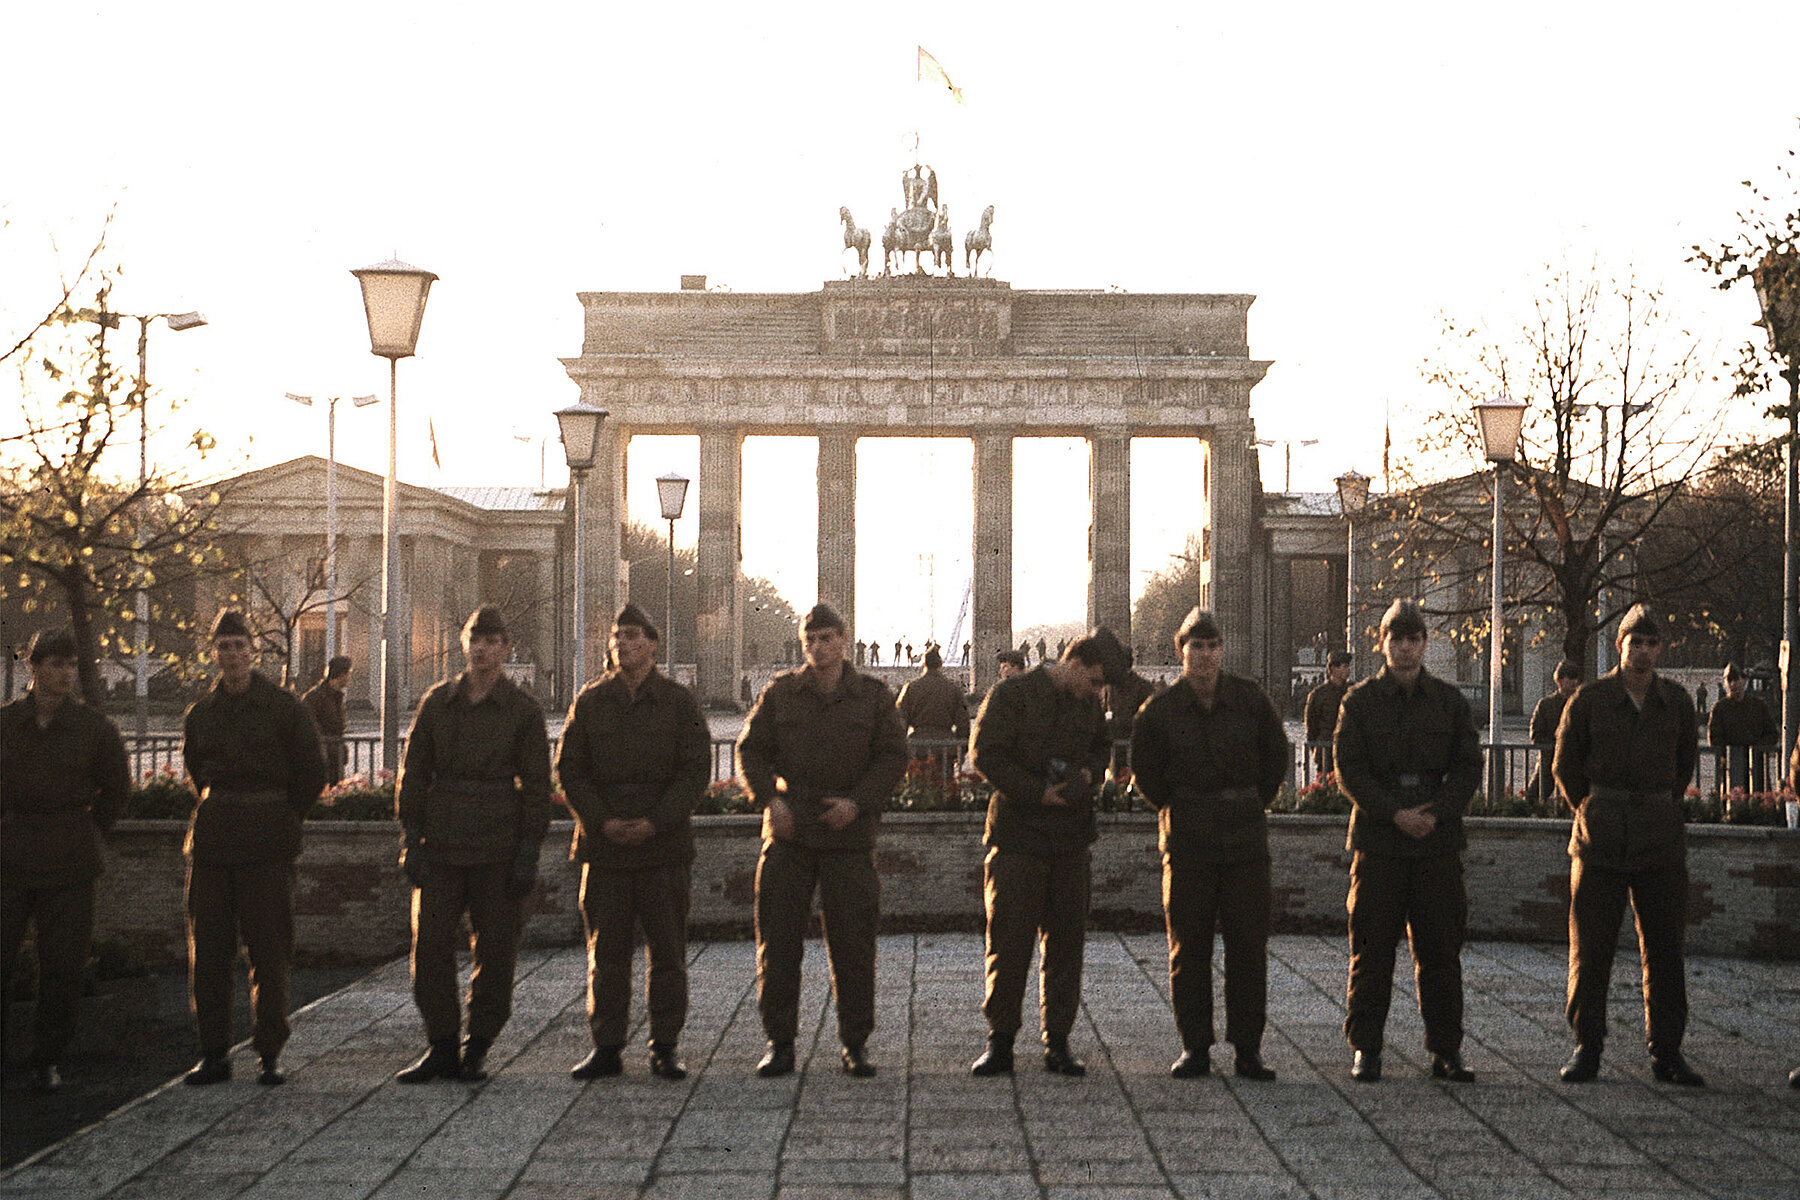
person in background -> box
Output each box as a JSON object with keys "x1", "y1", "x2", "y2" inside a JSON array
[
  {"x1": 1525, "y1": 661, "x2": 1582, "y2": 806},
  {"x1": 1304, "y1": 651, "x2": 1353, "y2": 778},
  {"x1": 1708, "y1": 663, "x2": 1777, "y2": 794},
  {"x1": 301, "y1": 655, "x2": 352, "y2": 785}
]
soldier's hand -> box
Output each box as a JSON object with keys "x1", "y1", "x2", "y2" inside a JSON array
[
  {"x1": 1394, "y1": 803, "x2": 1437, "y2": 840},
  {"x1": 1041, "y1": 783, "x2": 1071, "y2": 807},
  {"x1": 602, "y1": 818, "x2": 655, "y2": 846},
  {"x1": 767, "y1": 798, "x2": 797, "y2": 841},
  {"x1": 820, "y1": 796, "x2": 859, "y2": 831}
]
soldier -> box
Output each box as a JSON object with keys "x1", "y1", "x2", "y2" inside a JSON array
[
  {"x1": 558, "y1": 604, "x2": 709, "y2": 1081},
  {"x1": 1, "y1": 628, "x2": 130, "y2": 1092},
  {"x1": 1553, "y1": 604, "x2": 1703, "y2": 1086},
  {"x1": 967, "y1": 634, "x2": 1113, "y2": 1077},
  {"x1": 180, "y1": 609, "x2": 327, "y2": 1085},
  {"x1": 897, "y1": 644, "x2": 970, "y2": 786},
  {"x1": 301, "y1": 655, "x2": 352, "y2": 785},
  {"x1": 1304, "y1": 651, "x2": 1353, "y2": 777},
  {"x1": 1130, "y1": 610, "x2": 1289, "y2": 1080},
  {"x1": 736, "y1": 604, "x2": 907, "y2": 1077},
  {"x1": 393, "y1": 606, "x2": 551, "y2": 1084},
  {"x1": 1525, "y1": 661, "x2": 1582, "y2": 805},
  {"x1": 995, "y1": 648, "x2": 1026, "y2": 681},
  {"x1": 1333, "y1": 600, "x2": 1482, "y2": 1083},
  {"x1": 1095, "y1": 631, "x2": 1158, "y2": 787},
  {"x1": 1708, "y1": 662, "x2": 1776, "y2": 794}
]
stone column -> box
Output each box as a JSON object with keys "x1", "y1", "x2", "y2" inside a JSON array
[
  {"x1": 1088, "y1": 430, "x2": 1131, "y2": 641},
  {"x1": 1208, "y1": 418, "x2": 1257, "y2": 674},
  {"x1": 817, "y1": 428, "x2": 857, "y2": 634},
  {"x1": 971, "y1": 431, "x2": 1014, "y2": 697},
  {"x1": 575, "y1": 420, "x2": 625, "y2": 694},
  {"x1": 696, "y1": 427, "x2": 742, "y2": 709}
]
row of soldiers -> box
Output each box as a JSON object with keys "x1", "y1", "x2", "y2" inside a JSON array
[{"x1": 5, "y1": 599, "x2": 1796, "y2": 1093}]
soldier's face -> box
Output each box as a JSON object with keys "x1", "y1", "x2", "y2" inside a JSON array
[
  {"x1": 29, "y1": 654, "x2": 77, "y2": 705},
  {"x1": 1380, "y1": 630, "x2": 1426, "y2": 674},
  {"x1": 463, "y1": 631, "x2": 508, "y2": 673},
  {"x1": 212, "y1": 635, "x2": 253, "y2": 687},
  {"x1": 1725, "y1": 677, "x2": 1745, "y2": 699},
  {"x1": 1180, "y1": 636, "x2": 1224, "y2": 686},
  {"x1": 1060, "y1": 659, "x2": 1107, "y2": 701},
  {"x1": 998, "y1": 661, "x2": 1021, "y2": 679},
  {"x1": 610, "y1": 624, "x2": 658, "y2": 675},
  {"x1": 1557, "y1": 675, "x2": 1580, "y2": 698},
  {"x1": 1327, "y1": 663, "x2": 1350, "y2": 685},
  {"x1": 802, "y1": 626, "x2": 846, "y2": 671},
  {"x1": 1618, "y1": 632, "x2": 1661, "y2": 673}
]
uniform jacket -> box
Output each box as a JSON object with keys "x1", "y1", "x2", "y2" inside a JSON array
[
  {"x1": 736, "y1": 664, "x2": 907, "y2": 851},
  {"x1": 1529, "y1": 692, "x2": 1571, "y2": 746},
  {"x1": 301, "y1": 680, "x2": 346, "y2": 741},
  {"x1": 1553, "y1": 669, "x2": 1697, "y2": 870},
  {"x1": 1708, "y1": 694, "x2": 1776, "y2": 749},
  {"x1": 181, "y1": 671, "x2": 327, "y2": 864},
  {"x1": 1333, "y1": 665, "x2": 1482, "y2": 858},
  {"x1": 1304, "y1": 678, "x2": 1349, "y2": 746},
  {"x1": 1130, "y1": 672, "x2": 1289, "y2": 862},
  {"x1": 970, "y1": 665, "x2": 1111, "y2": 856},
  {"x1": 0, "y1": 692, "x2": 130, "y2": 884},
  {"x1": 557, "y1": 667, "x2": 709, "y2": 870},
  {"x1": 896, "y1": 668, "x2": 971, "y2": 744},
  {"x1": 397, "y1": 671, "x2": 552, "y2": 866}
]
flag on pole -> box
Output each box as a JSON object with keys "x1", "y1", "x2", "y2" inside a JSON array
[
  {"x1": 428, "y1": 417, "x2": 442, "y2": 471},
  {"x1": 917, "y1": 46, "x2": 964, "y2": 105}
]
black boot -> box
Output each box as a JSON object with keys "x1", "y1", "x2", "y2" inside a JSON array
[
  {"x1": 648, "y1": 1042, "x2": 688, "y2": 1080},
  {"x1": 1429, "y1": 1052, "x2": 1474, "y2": 1082},
  {"x1": 570, "y1": 1045, "x2": 623, "y2": 1079},
  {"x1": 971, "y1": 1034, "x2": 1014, "y2": 1076},
  {"x1": 755, "y1": 1041, "x2": 795, "y2": 1077},
  {"x1": 1651, "y1": 1051, "x2": 1705, "y2": 1087},
  {"x1": 1559, "y1": 1044, "x2": 1601, "y2": 1083},
  {"x1": 257, "y1": 1055, "x2": 286, "y2": 1086},
  {"x1": 1234, "y1": 1048, "x2": 1276, "y2": 1081},
  {"x1": 840, "y1": 1042, "x2": 876, "y2": 1077},
  {"x1": 460, "y1": 1035, "x2": 493, "y2": 1082},
  {"x1": 1351, "y1": 1050, "x2": 1381, "y2": 1082},
  {"x1": 184, "y1": 1052, "x2": 231, "y2": 1087},
  {"x1": 395, "y1": 1039, "x2": 459, "y2": 1084},
  {"x1": 1042, "y1": 1035, "x2": 1086, "y2": 1077},
  {"x1": 1169, "y1": 1049, "x2": 1209, "y2": 1078}
]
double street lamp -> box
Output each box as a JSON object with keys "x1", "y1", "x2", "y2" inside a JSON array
[
  {"x1": 1753, "y1": 250, "x2": 1800, "y2": 761},
  {"x1": 284, "y1": 392, "x2": 378, "y2": 664},
  {"x1": 555, "y1": 403, "x2": 608, "y2": 696},
  {"x1": 656, "y1": 472, "x2": 691, "y2": 677},
  {"x1": 1334, "y1": 469, "x2": 1371, "y2": 654},
  {"x1": 351, "y1": 259, "x2": 437, "y2": 773},
  {"x1": 1475, "y1": 396, "x2": 1528, "y2": 802}
]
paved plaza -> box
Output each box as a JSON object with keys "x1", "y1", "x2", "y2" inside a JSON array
[{"x1": 4, "y1": 933, "x2": 1796, "y2": 1200}]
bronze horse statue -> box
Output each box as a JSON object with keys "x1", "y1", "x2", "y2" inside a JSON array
[
  {"x1": 931, "y1": 206, "x2": 955, "y2": 274},
  {"x1": 839, "y1": 207, "x2": 872, "y2": 277},
  {"x1": 964, "y1": 204, "x2": 995, "y2": 275}
]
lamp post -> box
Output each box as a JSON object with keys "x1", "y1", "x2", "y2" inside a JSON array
[
  {"x1": 1334, "y1": 470, "x2": 1371, "y2": 654},
  {"x1": 1475, "y1": 396, "x2": 1527, "y2": 802},
  {"x1": 351, "y1": 259, "x2": 437, "y2": 773},
  {"x1": 286, "y1": 393, "x2": 377, "y2": 663},
  {"x1": 1753, "y1": 249, "x2": 1800, "y2": 760},
  {"x1": 655, "y1": 472, "x2": 690, "y2": 677},
  {"x1": 556, "y1": 403, "x2": 608, "y2": 695},
  {"x1": 1257, "y1": 437, "x2": 1320, "y2": 492},
  {"x1": 80, "y1": 305, "x2": 207, "y2": 740}
]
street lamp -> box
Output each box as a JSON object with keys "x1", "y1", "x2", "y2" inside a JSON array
[
  {"x1": 76, "y1": 305, "x2": 208, "y2": 741},
  {"x1": 1753, "y1": 249, "x2": 1800, "y2": 760},
  {"x1": 351, "y1": 258, "x2": 437, "y2": 773},
  {"x1": 1257, "y1": 437, "x2": 1320, "y2": 492},
  {"x1": 656, "y1": 472, "x2": 690, "y2": 677},
  {"x1": 556, "y1": 402, "x2": 608, "y2": 694},
  {"x1": 285, "y1": 392, "x2": 378, "y2": 663},
  {"x1": 1334, "y1": 469, "x2": 1371, "y2": 653},
  {"x1": 1475, "y1": 395, "x2": 1527, "y2": 802}
]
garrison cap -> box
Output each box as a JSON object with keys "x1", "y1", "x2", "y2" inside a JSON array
[
  {"x1": 1174, "y1": 608, "x2": 1222, "y2": 648},
  {"x1": 25, "y1": 627, "x2": 77, "y2": 663},
  {"x1": 1554, "y1": 659, "x2": 1583, "y2": 681},
  {"x1": 462, "y1": 606, "x2": 509, "y2": 640},
  {"x1": 614, "y1": 602, "x2": 660, "y2": 642},
  {"x1": 1378, "y1": 599, "x2": 1427, "y2": 639},
  {"x1": 1327, "y1": 650, "x2": 1353, "y2": 668},
  {"x1": 1615, "y1": 603, "x2": 1661, "y2": 642},
  {"x1": 801, "y1": 603, "x2": 845, "y2": 634},
  {"x1": 1086, "y1": 625, "x2": 1134, "y2": 687},
  {"x1": 923, "y1": 645, "x2": 943, "y2": 669},
  {"x1": 209, "y1": 609, "x2": 253, "y2": 641},
  {"x1": 996, "y1": 648, "x2": 1026, "y2": 669}
]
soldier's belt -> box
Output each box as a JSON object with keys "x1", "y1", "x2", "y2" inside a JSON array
[
  {"x1": 431, "y1": 778, "x2": 516, "y2": 799},
  {"x1": 1394, "y1": 773, "x2": 1435, "y2": 790},
  {"x1": 199, "y1": 787, "x2": 286, "y2": 806},
  {"x1": 1587, "y1": 785, "x2": 1666, "y2": 805},
  {"x1": 1171, "y1": 785, "x2": 1260, "y2": 804}
]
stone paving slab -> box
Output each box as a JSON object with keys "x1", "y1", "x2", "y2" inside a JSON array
[{"x1": 4, "y1": 934, "x2": 1797, "y2": 1200}]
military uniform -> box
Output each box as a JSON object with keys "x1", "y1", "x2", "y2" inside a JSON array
[
  {"x1": 1525, "y1": 689, "x2": 1573, "y2": 805},
  {"x1": 1130, "y1": 671, "x2": 1289, "y2": 1061},
  {"x1": 1, "y1": 690, "x2": 130, "y2": 1076},
  {"x1": 1553, "y1": 670, "x2": 1698, "y2": 1061},
  {"x1": 397, "y1": 670, "x2": 551, "y2": 1051},
  {"x1": 1104, "y1": 670, "x2": 1158, "y2": 780},
  {"x1": 736, "y1": 663, "x2": 907, "y2": 1051},
  {"x1": 1708, "y1": 692, "x2": 1776, "y2": 793},
  {"x1": 897, "y1": 665, "x2": 970, "y2": 789},
  {"x1": 1304, "y1": 676, "x2": 1349, "y2": 777},
  {"x1": 968, "y1": 665, "x2": 1112, "y2": 1048},
  {"x1": 181, "y1": 670, "x2": 327, "y2": 1065},
  {"x1": 558, "y1": 666, "x2": 709, "y2": 1053},
  {"x1": 1333, "y1": 664, "x2": 1482, "y2": 1060},
  {"x1": 301, "y1": 679, "x2": 347, "y2": 784}
]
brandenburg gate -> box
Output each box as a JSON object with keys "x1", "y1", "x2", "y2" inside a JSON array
[{"x1": 562, "y1": 275, "x2": 1269, "y2": 706}]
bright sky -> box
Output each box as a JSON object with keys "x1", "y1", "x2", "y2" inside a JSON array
[{"x1": 4, "y1": 1, "x2": 1795, "y2": 642}]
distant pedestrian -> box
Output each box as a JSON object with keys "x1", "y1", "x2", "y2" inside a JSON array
[
  {"x1": 1304, "y1": 652, "x2": 1353, "y2": 778},
  {"x1": 301, "y1": 655, "x2": 352, "y2": 784},
  {"x1": 1708, "y1": 663, "x2": 1776, "y2": 794},
  {"x1": 1, "y1": 628, "x2": 131, "y2": 1093},
  {"x1": 1525, "y1": 661, "x2": 1582, "y2": 805},
  {"x1": 898, "y1": 646, "x2": 971, "y2": 783},
  {"x1": 856, "y1": 639, "x2": 867, "y2": 666}
]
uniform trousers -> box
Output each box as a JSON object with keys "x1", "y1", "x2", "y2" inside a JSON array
[
  {"x1": 411, "y1": 861, "x2": 520, "y2": 1043},
  {"x1": 1566, "y1": 855, "x2": 1689, "y2": 1056},
  {"x1": 2, "y1": 879, "x2": 96, "y2": 1065},
  {"x1": 581, "y1": 861, "x2": 691, "y2": 1047},
  {"x1": 185, "y1": 861, "x2": 294, "y2": 1058},
  {"x1": 982, "y1": 846, "x2": 1091, "y2": 1042},
  {"x1": 1344, "y1": 851, "x2": 1466, "y2": 1056},
  {"x1": 1164, "y1": 855, "x2": 1270, "y2": 1053},
  {"x1": 754, "y1": 839, "x2": 878, "y2": 1047}
]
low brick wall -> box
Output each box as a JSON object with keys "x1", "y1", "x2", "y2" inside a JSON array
[{"x1": 95, "y1": 815, "x2": 1799, "y2": 968}]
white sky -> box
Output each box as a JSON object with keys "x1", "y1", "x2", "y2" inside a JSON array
[{"x1": 3, "y1": 0, "x2": 1796, "y2": 641}]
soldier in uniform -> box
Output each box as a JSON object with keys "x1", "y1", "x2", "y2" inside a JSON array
[
  {"x1": 1708, "y1": 663, "x2": 1776, "y2": 794},
  {"x1": 897, "y1": 645, "x2": 970, "y2": 786},
  {"x1": 1129, "y1": 610, "x2": 1289, "y2": 1080},
  {"x1": 1, "y1": 629, "x2": 130, "y2": 1092},
  {"x1": 558, "y1": 604, "x2": 709, "y2": 1081},
  {"x1": 1096, "y1": 631, "x2": 1158, "y2": 787},
  {"x1": 1333, "y1": 600, "x2": 1482, "y2": 1083},
  {"x1": 736, "y1": 603, "x2": 907, "y2": 1077},
  {"x1": 393, "y1": 606, "x2": 551, "y2": 1084},
  {"x1": 1553, "y1": 604, "x2": 1703, "y2": 1086},
  {"x1": 1525, "y1": 661, "x2": 1582, "y2": 805},
  {"x1": 1304, "y1": 651, "x2": 1353, "y2": 778},
  {"x1": 967, "y1": 634, "x2": 1113, "y2": 1077},
  {"x1": 180, "y1": 609, "x2": 327, "y2": 1085},
  {"x1": 301, "y1": 655, "x2": 352, "y2": 785}
]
